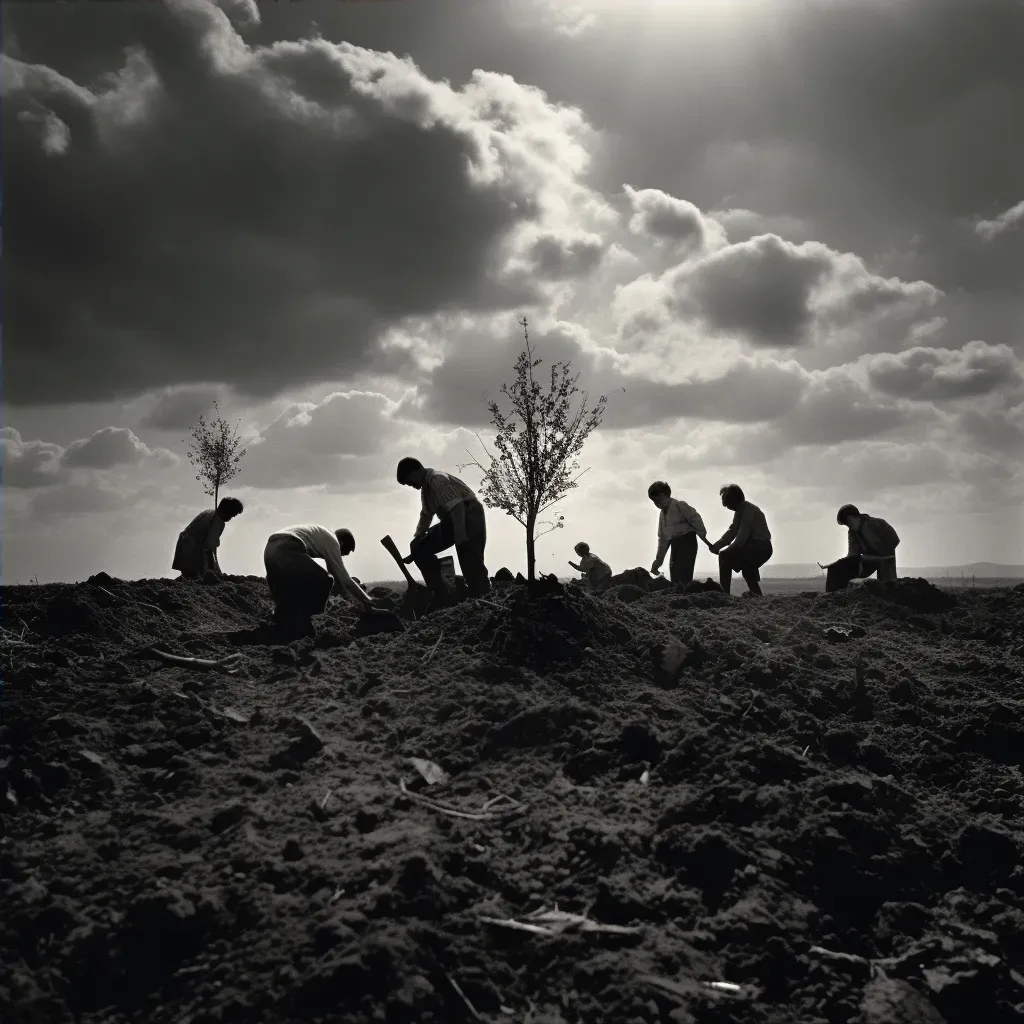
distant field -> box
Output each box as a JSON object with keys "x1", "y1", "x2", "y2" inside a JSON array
[{"x1": 364, "y1": 576, "x2": 1021, "y2": 595}]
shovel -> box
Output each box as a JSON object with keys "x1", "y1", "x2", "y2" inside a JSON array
[{"x1": 380, "y1": 535, "x2": 436, "y2": 617}]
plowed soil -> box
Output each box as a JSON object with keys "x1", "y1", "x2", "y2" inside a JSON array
[{"x1": 3, "y1": 572, "x2": 1024, "y2": 1024}]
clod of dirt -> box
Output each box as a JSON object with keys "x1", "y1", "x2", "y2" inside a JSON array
[
  {"x1": 40, "y1": 595, "x2": 109, "y2": 638},
  {"x1": 861, "y1": 578, "x2": 959, "y2": 613}
]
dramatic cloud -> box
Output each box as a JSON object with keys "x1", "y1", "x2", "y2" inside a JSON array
[
  {"x1": 866, "y1": 341, "x2": 1023, "y2": 402},
  {"x1": 31, "y1": 482, "x2": 146, "y2": 519},
  {"x1": 975, "y1": 200, "x2": 1024, "y2": 242},
  {"x1": 623, "y1": 185, "x2": 723, "y2": 251},
  {"x1": 61, "y1": 426, "x2": 160, "y2": 469},
  {"x1": 141, "y1": 385, "x2": 223, "y2": 431},
  {"x1": 0, "y1": 427, "x2": 65, "y2": 488},
  {"x1": 615, "y1": 233, "x2": 940, "y2": 354},
  {"x1": 3, "y1": 0, "x2": 609, "y2": 405}
]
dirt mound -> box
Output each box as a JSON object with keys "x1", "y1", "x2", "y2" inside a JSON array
[
  {"x1": 860, "y1": 577, "x2": 959, "y2": 613},
  {"x1": 2, "y1": 576, "x2": 1024, "y2": 1024}
]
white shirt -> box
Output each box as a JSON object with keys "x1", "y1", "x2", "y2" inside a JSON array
[
  {"x1": 270, "y1": 525, "x2": 369, "y2": 607},
  {"x1": 656, "y1": 498, "x2": 706, "y2": 561}
]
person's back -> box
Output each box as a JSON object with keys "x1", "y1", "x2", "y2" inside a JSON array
[
  {"x1": 856, "y1": 515, "x2": 899, "y2": 557},
  {"x1": 737, "y1": 500, "x2": 771, "y2": 541}
]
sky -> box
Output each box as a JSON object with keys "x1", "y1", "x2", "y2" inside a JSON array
[{"x1": 3, "y1": 0, "x2": 1023, "y2": 585}]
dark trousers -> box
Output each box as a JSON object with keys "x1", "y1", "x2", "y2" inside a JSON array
[
  {"x1": 264, "y1": 536, "x2": 334, "y2": 629},
  {"x1": 719, "y1": 539, "x2": 773, "y2": 595},
  {"x1": 411, "y1": 499, "x2": 490, "y2": 599},
  {"x1": 669, "y1": 533, "x2": 699, "y2": 586},
  {"x1": 826, "y1": 555, "x2": 897, "y2": 592}
]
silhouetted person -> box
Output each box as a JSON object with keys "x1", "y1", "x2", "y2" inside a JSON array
[
  {"x1": 263, "y1": 525, "x2": 374, "y2": 640},
  {"x1": 397, "y1": 457, "x2": 490, "y2": 605},
  {"x1": 648, "y1": 481, "x2": 706, "y2": 586},
  {"x1": 173, "y1": 497, "x2": 244, "y2": 579},
  {"x1": 823, "y1": 504, "x2": 900, "y2": 592},
  {"x1": 568, "y1": 541, "x2": 612, "y2": 593},
  {"x1": 708, "y1": 484, "x2": 772, "y2": 596}
]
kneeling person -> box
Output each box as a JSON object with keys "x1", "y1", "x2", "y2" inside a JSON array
[
  {"x1": 264, "y1": 524, "x2": 374, "y2": 639},
  {"x1": 824, "y1": 504, "x2": 900, "y2": 592},
  {"x1": 569, "y1": 542, "x2": 612, "y2": 593},
  {"x1": 708, "y1": 484, "x2": 773, "y2": 596}
]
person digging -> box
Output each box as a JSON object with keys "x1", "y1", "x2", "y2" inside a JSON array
[
  {"x1": 707, "y1": 484, "x2": 773, "y2": 597},
  {"x1": 396, "y1": 456, "x2": 491, "y2": 610},
  {"x1": 819, "y1": 503, "x2": 900, "y2": 592},
  {"x1": 172, "y1": 497, "x2": 244, "y2": 579},
  {"x1": 263, "y1": 524, "x2": 390, "y2": 641}
]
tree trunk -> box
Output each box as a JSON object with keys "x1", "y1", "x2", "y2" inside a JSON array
[
  {"x1": 214, "y1": 475, "x2": 220, "y2": 509},
  {"x1": 526, "y1": 513, "x2": 537, "y2": 582}
]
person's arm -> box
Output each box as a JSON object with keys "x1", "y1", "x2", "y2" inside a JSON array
[
  {"x1": 568, "y1": 560, "x2": 582, "y2": 571},
  {"x1": 204, "y1": 517, "x2": 225, "y2": 574},
  {"x1": 680, "y1": 502, "x2": 707, "y2": 540},
  {"x1": 653, "y1": 513, "x2": 669, "y2": 569},
  {"x1": 414, "y1": 507, "x2": 434, "y2": 538},
  {"x1": 712, "y1": 510, "x2": 740, "y2": 552},
  {"x1": 318, "y1": 529, "x2": 373, "y2": 611},
  {"x1": 727, "y1": 506, "x2": 753, "y2": 551},
  {"x1": 847, "y1": 528, "x2": 858, "y2": 559}
]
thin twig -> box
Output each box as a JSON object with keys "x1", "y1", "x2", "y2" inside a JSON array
[
  {"x1": 478, "y1": 599, "x2": 502, "y2": 609},
  {"x1": 150, "y1": 648, "x2": 243, "y2": 674},
  {"x1": 423, "y1": 630, "x2": 444, "y2": 665},
  {"x1": 399, "y1": 779, "x2": 526, "y2": 821},
  {"x1": 739, "y1": 691, "x2": 757, "y2": 720},
  {"x1": 445, "y1": 972, "x2": 484, "y2": 1022}
]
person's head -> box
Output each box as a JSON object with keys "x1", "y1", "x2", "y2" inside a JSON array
[
  {"x1": 217, "y1": 497, "x2": 244, "y2": 521},
  {"x1": 335, "y1": 528, "x2": 355, "y2": 556},
  {"x1": 647, "y1": 480, "x2": 672, "y2": 509},
  {"x1": 837, "y1": 503, "x2": 862, "y2": 529},
  {"x1": 397, "y1": 456, "x2": 427, "y2": 489},
  {"x1": 719, "y1": 484, "x2": 745, "y2": 510},
  {"x1": 574, "y1": 541, "x2": 590, "y2": 557}
]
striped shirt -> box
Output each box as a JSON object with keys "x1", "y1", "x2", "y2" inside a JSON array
[
  {"x1": 415, "y1": 469, "x2": 477, "y2": 537},
  {"x1": 656, "y1": 498, "x2": 706, "y2": 562}
]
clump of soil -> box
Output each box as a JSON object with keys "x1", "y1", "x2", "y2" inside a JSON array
[{"x1": 2, "y1": 575, "x2": 1023, "y2": 1024}]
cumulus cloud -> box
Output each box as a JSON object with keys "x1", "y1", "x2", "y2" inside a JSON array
[
  {"x1": 3, "y1": 0, "x2": 610, "y2": 405},
  {"x1": 61, "y1": 426, "x2": 160, "y2": 469},
  {"x1": 865, "y1": 341, "x2": 1023, "y2": 402},
  {"x1": 241, "y1": 390, "x2": 410, "y2": 489},
  {"x1": 616, "y1": 233, "x2": 941, "y2": 353},
  {"x1": 975, "y1": 199, "x2": 1024, "y2": 241},
  {"x1": 0, "y1": 427, "x2": 66, "y2": 488},
  {"x1": 623, "y1": 185, "x2": 724, "y2": 252}
]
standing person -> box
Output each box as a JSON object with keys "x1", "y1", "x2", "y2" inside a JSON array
[
  {"x1": 568, "y1": 541, "x2": 613, "y2": 593},
  {"x1": 707, "y1": 484, "x2": 773, "y2": 596},
  {"x1": 648, "y1": 481, "x2": 707, "y2": 587},
  {"x1": 822, "y1": 504, "x2": 900, "y2": 592},
  {"x1": 396, "y1": 457, "x2": 490, "y2": 605},
  {"x1": 263, "y1": 525, "x2": 375, "y2": 640},
  {"x1": 172, "y1": 497, "x2": 244, "y2": 579}
]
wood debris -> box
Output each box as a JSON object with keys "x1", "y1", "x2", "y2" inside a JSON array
[
  {"x1": 422, "y1": 630, "x2": 445, "y2": 664},
  {"x1": 149, "y1": 648, "x2": 244, "y2": 675},
  {"x1": 445, "y1": 972, "x2": 484, "y2": 1022},
  {"x1": 481, "y1": 906, "x2": 642, "y2": 937},
  {"x1": 398, "y1": 778, "x2": 526, "y2": 821}
]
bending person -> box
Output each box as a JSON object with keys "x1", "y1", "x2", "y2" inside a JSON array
[
  {"x1": 396, "y1": 457, "x2": 490, "y2": 605},
  {"x1": 823, "y1": 504, "x2": 900, "y2": 592},
  {"x1": 708, "y1": 484, "x2": 773, "y2": 596},
  {"x1": 264, "y1": 525, "x2": 374, "y2": 640},
  {"x1": 568, "y1": 541, "x2": 613, "y2": 593},
  {"x1": 173, "y1": 497, "x2": 244, "y2": 579},
  {"x1": 648, "y1": 481, "x2": 707, "y2": 586}
]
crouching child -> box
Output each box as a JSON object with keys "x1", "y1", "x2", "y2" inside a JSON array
[{"x1": 568, "y1": 542, "x2": 612, "y2": 593}]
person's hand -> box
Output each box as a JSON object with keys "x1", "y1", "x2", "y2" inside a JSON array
[
  {"x1": 650, "y1": 561, "x2": 662, "y2": 575},
  {"x1": 708, "y1": 543, "x2": 720, "y2": 555},
  {"x1": 402, "y1": 552, "x2": 416, "y2": 564}
]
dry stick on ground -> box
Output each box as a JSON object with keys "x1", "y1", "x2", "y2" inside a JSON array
[
  {"x1": 739, "y1": 691, "x2": 758, "y2": 720},
  {"x1": 398, "y1": 778, "x2": 526, "y2": 822},
  {"x1": 422, "y1": 630, "x2": 445, "y2": 665},
  {"x1": 445, "y1": 972, "x2": 484, "y2": 1022},
  {"x1": 150, "y1": 648, "x2": 244, "y2": 675}
]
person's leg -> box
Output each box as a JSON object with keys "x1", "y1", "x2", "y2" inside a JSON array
[
  {"x1": 669, "y1": 533, "x2": 698, "y2": 586},
  {"x1": 877, "y1": 557, "x2": 898, "y2": 582},
  {"x1": 411, "y1": 520, "x2": 454, "y2": 597},
  {"x1": 454, "y1": 501, "x2": 490, "y2": 598},
  {"x1": 265, "y1": 537, "x2": 330, "y2": 634},
  {"x1": 825, "y1": 555, "x2": 864, "y2": 593},
  {"x1": 740, "y1": 541, "x2": 772, "y2": 596},
  {"x1": 718, "y1": 551, "x2": 734, "y2": 594}
]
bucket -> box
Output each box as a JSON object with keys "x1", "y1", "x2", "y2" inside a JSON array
[{"x1": 439, "y1": 555, "x2": 456, "y2": 584}]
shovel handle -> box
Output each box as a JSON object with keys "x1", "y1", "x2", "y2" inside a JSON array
[{"x1": 380, "y1": 535, "x2": 420, "y2": 588}]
